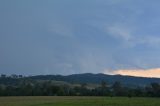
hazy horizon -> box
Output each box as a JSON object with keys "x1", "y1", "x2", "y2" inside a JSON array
[{"x1": 1, "y1": 0, "x2": 160, "y2": 78}]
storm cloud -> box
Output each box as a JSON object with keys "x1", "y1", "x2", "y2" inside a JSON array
[{"x1": 1, "y1": 0, "x2": 160, "y2": 76}]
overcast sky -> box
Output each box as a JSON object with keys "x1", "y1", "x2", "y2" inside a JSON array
[{"x1": 1, "y1": 0, "x2": 160, "y2": 76}]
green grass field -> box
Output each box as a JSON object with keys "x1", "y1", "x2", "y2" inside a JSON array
[{"x1": 0, "y1": 96, "x2": 160, "y2": 106}]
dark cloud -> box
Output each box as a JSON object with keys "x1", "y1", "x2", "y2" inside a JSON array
[{"x1": 1, "y1": 0, "x2": 160, "y2": 75}]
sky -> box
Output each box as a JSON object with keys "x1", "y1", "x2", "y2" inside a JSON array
[{"x1": 1, "y1": 0, "x2": 160, "y2": 77}]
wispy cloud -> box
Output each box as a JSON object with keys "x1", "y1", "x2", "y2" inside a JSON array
[
  {"x1": 107, "y1": 25, "x2": 132, "y2": 41},
  {"x1": 106, "y1": 24, "x2": 160, "y2": 48},
  {"x1": 139, "y1": 36, "x2": 160, "y2": 47},
  {"x1": 49, "y1": 23, "x2": 73, "y2": 37}
]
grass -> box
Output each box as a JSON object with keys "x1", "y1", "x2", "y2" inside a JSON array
[{"x1": 0, "y1": 96, "x2": 160, "y2": 106}]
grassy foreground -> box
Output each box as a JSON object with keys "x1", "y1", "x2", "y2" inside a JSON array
[{"x1": 0, "y1": 96, "x2": 160, "y2": 106}]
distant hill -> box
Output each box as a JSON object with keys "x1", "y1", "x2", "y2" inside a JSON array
[
  {"x1": 29, "y1": 73, "x2": 160, "y2": 87},
  {"x1": 1, "y1": 73, "x2": 160, "y2": 97}
]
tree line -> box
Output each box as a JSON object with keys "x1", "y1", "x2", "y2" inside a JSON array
[{"x1": 0, "y1": 75, "x2": 160, "y2": 97}]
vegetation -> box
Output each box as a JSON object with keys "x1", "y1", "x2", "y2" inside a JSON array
[
  {"x1": 0, "y1": 74, "x2": 160, "y2": 97},
  {"x1": 28, "y1": 73, "x2": 160, "y2": 86},
  {"x1": 0, "y1": 96, "x2": 160, "y2": 106}
]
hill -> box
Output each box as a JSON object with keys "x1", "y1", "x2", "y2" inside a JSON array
[
  {"x1": 29, "y1": 73, "x2": 160, "y2": 87},
  {"x1": 1, "y1": 73, "x2": 160, "y2": 97}
]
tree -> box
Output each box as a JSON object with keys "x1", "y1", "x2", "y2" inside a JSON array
[
  {"x1": 99, "y1": 80, "x2": 110, "y2": 96},
  {"x1": 151, "y1": 83, "x2": 160, "y2": 97},
  {"x1": 132, "y1": 87, "x2": 144, "y2": 97},
  {"x1": 112, "y1": 81, "x2": 125, "y2": 96},
  {"x1": 0, "y1": 85, "x2": 4, "y2": 96},
  {"x1": 101, "y1": 80, "x2": 107, "y2": 88},
  {"x1": 1, "y1": 74, "x2": 6, "y2": 78}
]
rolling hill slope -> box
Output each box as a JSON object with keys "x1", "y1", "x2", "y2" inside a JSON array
[{"x1": 29, "y1": 73, "x2": 160, "y2": 86}]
